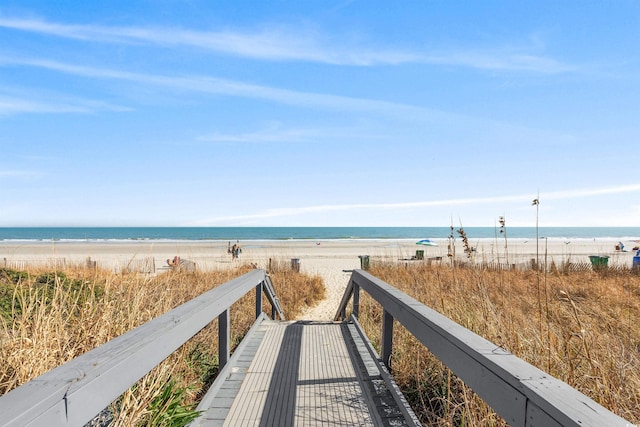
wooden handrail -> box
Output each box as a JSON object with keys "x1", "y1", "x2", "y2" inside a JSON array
[
  {"x1": 335, "y1": 269, "x2": 631, "y2": 427},
  {"x1": 264, "y1": 274, "x2": 286, "y2": 320},
  {"x1": 0, "y1": 269, "x2": 283, "y2": 427}
]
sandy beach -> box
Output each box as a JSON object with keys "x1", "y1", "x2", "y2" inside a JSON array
[{"x1": 1, "y1": 238, "x2": 638, "y2": 321}]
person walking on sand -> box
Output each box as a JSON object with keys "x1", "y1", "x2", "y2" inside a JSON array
[
  {"x1": 234, "y1": 240, "x2": 241, "y2": 259},
  {"x1": 231, "y1": 242, "x2": 238, "y2": 260}
]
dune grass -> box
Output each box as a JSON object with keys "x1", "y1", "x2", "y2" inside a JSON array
[
  {"x1": 0, "y1": 261, "x2": 324, "y2": 426},
  {"x1": 357, "y1": 262, "x2": 640, "y2": 426},
  {"x1": 4, "y1": 254, "x2": 637, "y2": 425}
]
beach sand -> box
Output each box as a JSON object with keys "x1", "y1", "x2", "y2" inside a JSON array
[{"x1": 1, "y1": 238, "x2": 637, "y2": 321}]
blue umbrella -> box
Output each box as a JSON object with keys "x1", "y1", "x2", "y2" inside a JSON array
[{"x1": 416, "y1": 239, "x2": 438, "y2": 246}]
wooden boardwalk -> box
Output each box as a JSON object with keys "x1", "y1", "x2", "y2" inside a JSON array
[
  {"x1": 2, "y1": 269, "x2": 629, "y2": 427},
  {"x1": 192, "y1": 319, "x2": 417, "y2": 427}
]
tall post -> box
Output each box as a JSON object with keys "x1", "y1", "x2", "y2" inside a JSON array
[
  {"x1": 381, "y1": 310, "x2": 394, "y2": 369},
  {"x1": 218, "y1": 309, "x2": 230, "y2": 369},
  {"x1": 352, "y1": 283, "x2": 360, "y2": 318},
  {"x1": 256, "y1": 282, "x2": 263, "y2": 319}
]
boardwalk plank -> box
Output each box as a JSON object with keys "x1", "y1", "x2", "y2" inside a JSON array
[
  {"x1": 297, "y1": 322, "x2": 373, "y2": 426},
  {"x1": 192, "y1": 320, "x2": 416, "y2": 427}
]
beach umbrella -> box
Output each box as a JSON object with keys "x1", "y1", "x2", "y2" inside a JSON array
[{"x1": 416, "y1": 239, "x2": 438, "y2": 246}]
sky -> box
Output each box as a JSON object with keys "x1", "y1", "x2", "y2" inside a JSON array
[{"x1": 1, "y1": 1, "x2": 639, "y2": 227}]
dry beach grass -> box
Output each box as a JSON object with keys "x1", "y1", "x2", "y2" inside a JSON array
[
  {"x1": 0, "y1": 262, "x2": 325, "y2": 426},
  {"x1": 358, "y1": 262, "x2": 640, "y2": 425},
  {"x1": 1, "y1": 238, "x2": 639, "y2": 425}
]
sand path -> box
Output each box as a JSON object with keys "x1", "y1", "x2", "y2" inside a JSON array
[{"x1": 294, "y1": 257, "x2": 361, "y2": 321}]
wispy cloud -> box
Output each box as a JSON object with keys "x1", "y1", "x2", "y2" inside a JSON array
[
  {"x1": 0, "y1": 169, "x2": 41, "y2": 179},
  {"x1": 0, "y1": 91, "x2": 131, "y2": 116},
  {"x1": 0, "y1": 55, "x2": 577, "y2": 144},
  {"x1": 542, "y1": 184, "x2": 640, "y2": 200},
  {"x1": 424, "y1": 51, "x2": 575, "y2": 74},
  {"x1": 199, "y1": 126, "x2": 320, "y2": 144},
  {"x1": 193, "y1": 183, "x2": 640, "y2": 225},
  {"x1": 0, "y1": 16, "x2": 419, "y2": 66},
  {"x1": 0, "y1": 16, "x2": 573, "y2": 72},
  {"x1": 0, "y1": 55, "x2": 441, "y2": 117},
  {"x1": 0, "y1": 96, "x2": 89, "y2": 115},
  {"x1": 197, "y1": 122, "x2": 388, "y2": 144}
]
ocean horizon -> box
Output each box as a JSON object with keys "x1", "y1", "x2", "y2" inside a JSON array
[{"x1": 0, "y1": 227, "x2": 638, "y2": 242}]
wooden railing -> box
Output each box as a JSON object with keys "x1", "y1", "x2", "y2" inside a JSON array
[
  {"x1": 334, "y1": 269, "x2": 631, "y2": 427},
  {"x1": 0, "y1": 269, "x2": 284, "y2": 427}
]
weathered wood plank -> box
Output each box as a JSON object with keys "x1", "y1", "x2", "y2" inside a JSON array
[
  {"x1": 221, "y1": 321, "x2": 287, "y2": 426},
  {"x1": 194, "y1": 320, "x2": 419, "y2": 426},
  {"x1": 296, "y1": 322, "x2": 373, "y2": 426},
  {"x1": 193, "y1": 314, "x2": 271, "y2": 426}
]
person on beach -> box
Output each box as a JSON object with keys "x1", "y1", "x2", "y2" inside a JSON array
[
  {"x1": 229, "y1": 240, "x2": 241, "y2": 260},
  {"x1": 231, "y1": 242, "x2": 240, "y2": 260}
]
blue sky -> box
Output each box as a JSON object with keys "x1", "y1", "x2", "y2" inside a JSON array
[{"x1": 1, "y1": 1, "x2": 639, "y2": 227}]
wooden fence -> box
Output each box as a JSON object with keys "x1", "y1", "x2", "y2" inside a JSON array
[
  {"x1": 2, "y1": 257, "x2": 67, "y2": 270},
  {"x1": 122, "y1": 257, "x2": 156, "y2": 273},
  {"x1": 1, "y1": 257, "x2": 158, "y2": 274}
]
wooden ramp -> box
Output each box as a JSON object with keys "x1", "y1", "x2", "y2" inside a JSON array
[{"x1": 192, "y1": 320, "x2": 418, "y2": 427}]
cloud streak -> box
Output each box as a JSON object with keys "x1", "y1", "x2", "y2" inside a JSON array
[
  {"x1": 0, "y1": 55, "x2": 446, "y2": 117},
  {"x1": 424, "y1": 51, "x2": 575, "y2": 74},
  {"x1": 0, "y1": 95, "x2": 89, "y2": 115},
  {"x1": 0, "y1": 91, "x2": 131, "y2": 116},
  {"x1": 0, "y1": 169, "x2": 41, "y2": 179},
  {"x1": 0, "y1": 16, "x2": 573, "y2": 72},
  {"x1": 0, "y1": 55, "x2": 574, "y2": 143},
  {"x1": 0, "y1": 17, "x2": 420, "y2": 65},
  {"x1": 194, "y1": 183, "x2": 640, "y2": 225},
  {"x1": 197, "y1": 122, "x2": 388, "y2": 144},
  {"x1": 198, "y1": 127, "x2": 320, "y2": 144},
  {"x1": 3, "y1": 55, "x2": 566, "y2": 137}
]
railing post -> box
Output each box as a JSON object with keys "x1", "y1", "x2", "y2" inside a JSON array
[
  {"x1": 353, "y1": 283, "x2": 360, "y2": 318},
  {"x1": 218, "y1": 309, "x2": 230, "y2": 369},
  {"x1": 381, "y1": 309, "x2": 394, "y2": 368},
  {"x1": 256, "y1": 282, "x2": 263, "y2": 319}
]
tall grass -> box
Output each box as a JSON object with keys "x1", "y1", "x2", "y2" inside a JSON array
[
  {"x1": 359, "y1": 262, "x2": 640, "y2": 426},
  {"x1": 0, "y1": 261, "x2": 324, "y2": 426}
]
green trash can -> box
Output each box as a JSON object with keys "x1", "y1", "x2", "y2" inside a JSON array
[
  {"x1": 589, "y1": 255, "x2": 609, "y2": 269},
  {"x1": 415, "y1": 250, "x2": 424, "y2": 260},
  {"x1": 358, "y1": 255, "x2": 370, "y2": 270}
]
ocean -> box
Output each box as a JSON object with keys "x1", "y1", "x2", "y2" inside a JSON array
[{"x1": 0, "y1": 227, "x2": 638, "y2": 242}]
